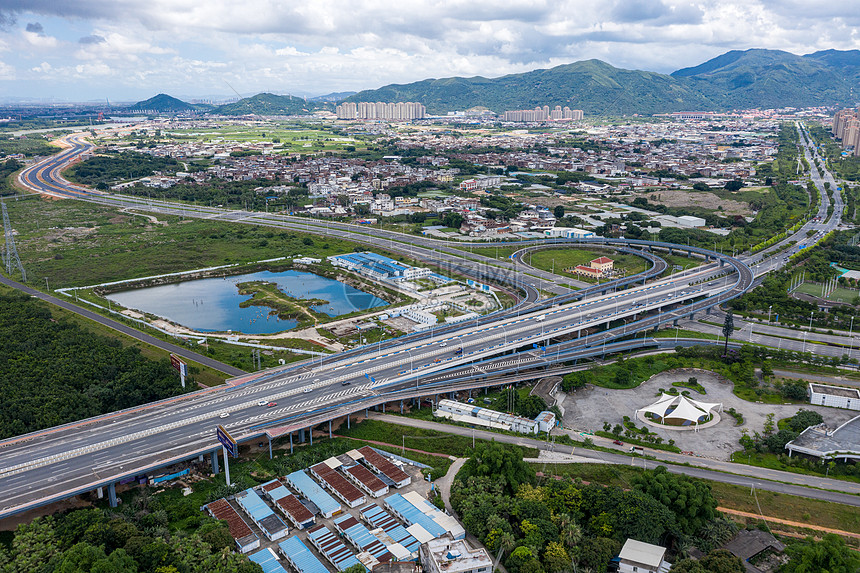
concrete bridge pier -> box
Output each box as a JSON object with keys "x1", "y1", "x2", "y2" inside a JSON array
[
  {"x1": 309, "y1": 428, "x2": 313, "y2": 445},
  {"x1": 108, "y1": 482, "x2": 117, "y2": 508},
  {"x1": 400, "y1": 400, "x2": 404, "y2": 414},
  {"x1": 268, "y1": 436, "x2": 273, "y2": 460},
  {"x1": 673, "y1": 319, "x2": 679, "y2": 327},
  {"x1": 347, "y1": 414, "x2": 351, "y2": 429},
  {"x1": 382, "y1": 402, "x2": 386, "y2": 413},
  {"x1": 706, "y1": 307, "x2": 712, "y2": 315},
  {"x1": 289, "y1": 433, "x2": 293, "y2": 454},
  {"x1": 211, "y1": 449, "x2": 220, "y2": 474},
  {"x1": 299, "y1": 428, "x2": 306, "y2": 443},
  {"x1": 329, "y1": 420, "x2": 333, "y2": 439}
]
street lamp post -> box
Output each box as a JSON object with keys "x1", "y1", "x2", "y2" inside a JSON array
[
  {"x1": 849, "y1": 316, "x2": 855, "y2": 359},
  {"x1": 809, "y1": 311, "x2": 814, "y2": 331},
  {"x1": 803, "y1": 331, "x2": 808, "y2": 353},
  {"x1": 767, "y1": 305, "x2": 772, "y2": 324}
]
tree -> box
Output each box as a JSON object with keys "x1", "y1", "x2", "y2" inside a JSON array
[
  {"x1": 722, "y1": 311, "x2": 734, "y2": 355},
  {"x1": 724, "y1": 180, "x2": 744, "y2": 191},
  {"x1": 343, "y1": 565, "x2": 367, "y2": 573},
  {"x1": 542, "y1": 542, "x2": 570, "y2": 573},
  {"x1": 553, "y1": 205, "x2": 565, "y2": 219},
  {"x1": 459, "y1": 442, "x2": 536, "y2": 494},
  {"x1": 574, "y1": 537, "x2": 620, "y2": 573},
  {"x1": 631, "y1": 466, "x2": 717, "y2": 535},
  {"x1": 786, "y1": 409, "x2": 824, "y2": 432},
  {"x1": 692, "y1": 182, "x2": 710, "y2": 191},
  {"x1": 782, "y1": 534, "x2": 860, "y2": 573}
]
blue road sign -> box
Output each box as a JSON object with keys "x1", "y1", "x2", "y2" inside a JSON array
[{"x1": 217, "y1": 425, "x2": 239, "y2": 458}]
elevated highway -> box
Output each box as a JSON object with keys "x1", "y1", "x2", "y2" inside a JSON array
[{"x1": 2, "y1": 129, "x2": 838, "y2": 520}]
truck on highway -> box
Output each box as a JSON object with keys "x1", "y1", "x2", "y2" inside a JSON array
[
  {"x1": 453, "y1": 346, "x2": 463, "y2": 356},
  {"x1": 536, "y1": 314, "x2": 546, "y2": 321}
]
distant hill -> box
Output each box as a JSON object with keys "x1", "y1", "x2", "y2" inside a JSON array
[
  {"x1": 345, "y1": 49, "x2": 860, "y2": 115},
  {"x1": 129, "y1": 93, "x2": 196, "y2": 113},
  {"x1": 671, "y1": 48, "x2": 858, "y2": 109},
  {"x1": 309, "y1": 91, "x2": 356, "y2": 102},
  {"x1": 211, "y1": 93, "x2": 325, "y2": 115},
  {"x1": 347, "y1": 59, "x2": 714, "y2": 116}
]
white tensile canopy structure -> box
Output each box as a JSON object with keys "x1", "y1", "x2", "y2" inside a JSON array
[{"x1": 638, "y1": 393, "x2": 723, "y2": 430}]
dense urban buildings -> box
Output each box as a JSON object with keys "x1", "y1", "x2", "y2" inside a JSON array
[{"x1": 336, "y1": 101, "x2": 426, "y2": 120}]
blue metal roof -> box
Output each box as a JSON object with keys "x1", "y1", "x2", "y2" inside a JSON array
[
  {"x1": 249, "y1": 548, "x2": 288, "y2": 573},
  {"x1": 235, "y1": 488, "x2": 288, "y2": 539},
  {"x1": 286, "y1": 470, "x2": 340, "y2": 516},
  {"x1": 278, "y1": 536, "x2": 329, "y2": 573},
  {"x1": 334, "y1": 514, "x2": 391, "y2": 561},
  {"x1": 384, "y1": 494, "x2": 447, "y2": 538},
  {"x1": 360, "y1": 504, "x2": 420, "y2": 555},
  {"x1": 307, "y1": 524, "x2": 362, "y2": 571}
]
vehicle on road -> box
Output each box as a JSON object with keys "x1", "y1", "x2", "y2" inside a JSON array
[
  {"x1": 219, "y1": 412, "x2": 230, "y2": 418},
  {"x1": 257, "y1": 400, "x2": 268, "y2": 407},
  {"x1": 453, "y1": 347, "x2": 463, "y2": 356},
  {"x1": 613, "y1": 440, "x2": 623, "y2": 446},
  {"x1": 630, "y1": 446, "x2": 644, "y2": 454},
  {"x1": 439, "y1": 342, "x2": 447, "y2": 347},
  {"x1": 303, "y1": 387, "x2": 313, "y2": 393},
  {"x1": 342, "y1": 380, "x2": 351, "y2": 385},
  {"x1": 536, "y1": 314, "x2": 546, "y2": 321},
  {"x1": 267, "y1": 402, "x2": 277, "y2": 407}
]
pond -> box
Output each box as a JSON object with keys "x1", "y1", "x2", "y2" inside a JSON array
[{"x1": 105, "y1": 269, "x2": 387, "y2": 334}]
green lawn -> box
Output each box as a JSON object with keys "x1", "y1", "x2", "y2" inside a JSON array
[
  {"x1": 526, "y1": 248, "x2": 648, "y2": 281},
  {"x1": 794, "y1": 282, "x2": 859, "y2": 303}
]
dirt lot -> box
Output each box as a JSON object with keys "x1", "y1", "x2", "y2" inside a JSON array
[{"x1": 639, "y1": 189, "x2": 752, "y2": 217}]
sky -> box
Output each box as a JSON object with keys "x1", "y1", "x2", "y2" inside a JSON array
[{"x1": 1, "y1": 0, "x2": 859, "y2": 103}]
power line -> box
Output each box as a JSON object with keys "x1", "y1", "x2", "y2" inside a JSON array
[{"x1": 2, "y1": 202, "x2": 26, "y2": 282}]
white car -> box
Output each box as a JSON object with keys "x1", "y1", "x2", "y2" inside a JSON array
[
  {"x1": 219, "y1": 412, "x2": 230, "y2": 418},
  {"x1": 439, "y1": 342, "x2": 447, "y2": 347},
  {"x1": 257, "y1": 400, "x2": 268, "y2": 407},
  {"x1": 303, "y1": 387, "x2": 313, "y2": 393}
]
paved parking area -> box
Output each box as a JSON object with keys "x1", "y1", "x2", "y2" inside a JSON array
[{"x1": 559, "y1": 369, "x2": 857, "y2": 460}]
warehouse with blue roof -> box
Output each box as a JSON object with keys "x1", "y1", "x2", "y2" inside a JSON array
[
  {"x1": 384, "y1": 492, "x2": 465, "y2": 540},
  {"x1": 307, "y1": 524, "x2": 363, "y2": 571},
  {"x1": 235, "y1": 488, "x2": 289, "y2": 541},
  {"x1": 249, "y1": 548, "x2": 289, "y2": 573},
  {"x1": 360, "y1": 504, "x2": 421, "y2": 559},
  {"x1": 278, "y1": 536, "x2": 329, "y2": 573},
  {"x1": 285, "y1": 470, "x2": 341, "y2": 518}
]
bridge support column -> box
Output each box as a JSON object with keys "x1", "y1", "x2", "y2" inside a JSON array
[
  {"x1": 290, "y1": 433, "x2": 293, "y2": 454},
  {"x1": 268, "y1": 436, "x2": 273, "y2": 460},
  {"x1": 96, "y1": 487, "x2": 103, "y2": 499},
  {"x1": 382, "y1": 402, "x2": 385, "y2": 413},
  {"x1": 668, "y1": 248, "x2": 674, "y2": 255},
  {"x1": 299, "y1": 428, "x2": 306, "y2": 443},
  {"x1": 211, "y1": 449, "x2": 220, "y2": 474},
  {"x1": 673, "y1": 319, "x2": 678, "y2": 327},
  {"x1": 706, "y1": 307, "x2": 712, "y2": 315},
  {"x1": 108, "y1": 482, "x2": 117, "y2": 508},
  {"x1": 689, "y1": 313, "x2": 695, "y2": 320},
  {"x1": 720, "y1": 259, "x2": 725, "y2": 267},
  {"x1": 347, "y1": 414, "x2": 351, "y2": 429},
  {"x1": 400, "y1": 400, "x2": 404, "y2": 414},
  {"x1": 365, "y1": 408, "x2": 368, "y2": 418},
  {"x1": 329, "y1": 420, "x2": 332, "y2": 439}
]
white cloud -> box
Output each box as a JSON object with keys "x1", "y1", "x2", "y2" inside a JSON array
[{"x1": 0, "y1": 0, "x2": 858, "y2": 99}]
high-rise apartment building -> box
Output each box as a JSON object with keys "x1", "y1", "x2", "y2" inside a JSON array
[
  {"x1": 832, "y1": 107, "x2": 860, "y2": 157},
  {"x1": 503, "y1": 105, "x2": 583, "y2": 122},
  {"x1": 336, "y1": 101, "x2": 425, "y2": 120}
]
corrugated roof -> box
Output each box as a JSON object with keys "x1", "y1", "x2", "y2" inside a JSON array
[
  {"x1": 249, "y1": 548, "x2": 288, "y2": 573},
  {"x1": 334, "y1": 514, "x2": 392, "y2": 562},
  {"x1": 307, "y1": 524, "x2": 362, "y2": 571},
  {"x1": 286, "y1": 470, "x2": 341, "y2": 516},
  {"x1": 206, "y1": 498, "x2": 258, "y2": 548},
  {"x1": 279, "y1": 536, "x2": 329, "y2": 573},
  {"x1": 360, "y1": 504, "x2": 421, "y2": 555}
]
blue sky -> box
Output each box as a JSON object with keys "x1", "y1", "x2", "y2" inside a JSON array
[{"x1": 1, "y1": 0, "x2": 859, "y2": 102}]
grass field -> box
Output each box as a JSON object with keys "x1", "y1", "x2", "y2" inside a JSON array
[
  {"x1": 2, "y1": 198, "x2": 369, "y2": 288},
  {"x1": 154, "y1": 123, "x2": 365, "y2": 154},
  {"x1": 794, "y1": 281, "x2": 859, "y2": 303},
  {"x1": 526, "y1": 248, "x2": 648, "y2": 281}
]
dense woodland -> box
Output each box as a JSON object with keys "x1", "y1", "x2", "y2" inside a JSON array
[
  {"x1": 0, "y1": 291, "x2": 191, "y2": 439},
  {"x1": 0, "y1": 505, "x2": 261, "y2": 573},
  {"x1": 66, "y1": 151, "x2": 181, "y2": 186},
  {"x1": 451, "y1": 443, "x2": 859, "y2": 573}
]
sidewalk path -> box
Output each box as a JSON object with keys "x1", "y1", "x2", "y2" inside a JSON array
[{"x1": 718, "y1": 507, "x2": 860, "y2": 540}]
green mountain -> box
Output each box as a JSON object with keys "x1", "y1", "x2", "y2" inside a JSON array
[
  {"x1": 129, "y1": 93, "x2": 196, "y2": 112},
  {"x1": 212, "y1": 93, "x2": 322, "y2": 115},
  {"x1": 347, "y1": 60, "x2": 713, "y2": 115},
  {"x1": 672, "y1": 48, "x2": 857, "y2": 109},
  {"x1": 346, "y1": 49, "x2": 860, "y2": 115}
]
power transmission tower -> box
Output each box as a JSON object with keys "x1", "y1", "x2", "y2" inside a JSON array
[{"x1": 2, "y1": 202, "x2": 26, "y2": 282}]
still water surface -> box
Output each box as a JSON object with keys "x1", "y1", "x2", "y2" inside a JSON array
[{"x1": 105, "y1": 270, "x2": 387, "y2": 334}]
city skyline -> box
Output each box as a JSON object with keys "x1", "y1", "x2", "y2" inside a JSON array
[{"x1": 1, "y1": 1, "x2": 860, "y2": 101}]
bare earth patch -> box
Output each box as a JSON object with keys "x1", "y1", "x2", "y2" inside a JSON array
[{"x1": 641, "y1": 189, "x2": 751, "y2": 216}]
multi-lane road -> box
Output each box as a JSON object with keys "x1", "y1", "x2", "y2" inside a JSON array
[{"x1": 0, "y1": 125, "x2": 853, "y2": 519}]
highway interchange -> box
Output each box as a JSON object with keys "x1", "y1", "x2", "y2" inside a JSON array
[{"x1": 0, "y1": 123, "x2": 856, "y2": 519}]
